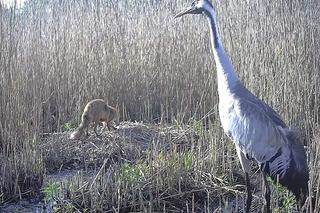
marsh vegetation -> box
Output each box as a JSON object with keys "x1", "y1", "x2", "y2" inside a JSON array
[{"x1": 0, "y1": 0, "x2": 319, "y2": 212}]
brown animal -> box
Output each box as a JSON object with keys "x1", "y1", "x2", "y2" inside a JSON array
[{"x1": 70, "y1": 99, "x2": 119, "y2": 139}]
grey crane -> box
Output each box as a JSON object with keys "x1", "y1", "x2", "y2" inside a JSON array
[{"x1": 174, "y1": 0, "x2": 309, "y2": 212}]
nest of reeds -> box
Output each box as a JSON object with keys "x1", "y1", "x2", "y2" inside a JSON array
[{"x1": 39, "y1": 121, "x2": 199, "y2": 174}]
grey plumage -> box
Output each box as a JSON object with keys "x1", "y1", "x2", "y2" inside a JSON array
[{"x1": 174, "y1": 0, "x2": 309, "y2": 212}]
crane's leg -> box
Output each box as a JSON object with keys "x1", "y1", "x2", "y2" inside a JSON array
[
  {"x1": 245, "y1": 172, "x2": 252, "y2": 213},
  {"x1": 236, "y1": 147, "x2": 252, "y2": 213},
  {"x1": 262, "y1": 173, "x2": 271, "y2": 213}
]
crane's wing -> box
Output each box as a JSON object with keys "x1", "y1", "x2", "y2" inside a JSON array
[
  {"x1": 219, "y1": 83, "x2": 293, "y2": 177},
  {"x1": 237, "y1": 85, "x2": 287, "y2": 128},
  {"x1": 225, "y1": 96, "x2": 289, "y2": 165}
]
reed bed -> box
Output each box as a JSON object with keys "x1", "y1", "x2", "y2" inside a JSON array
[{"x1": 0, "y1": 0, "x2": 319, "y2": 212}]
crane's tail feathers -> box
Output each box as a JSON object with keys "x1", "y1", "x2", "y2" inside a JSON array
[
  {"x1": 285, "y1": 128, "x2": 309, "y2": 207},
  {"x1": 263, "y1": 127, "x2": 309, "y2": 208}
]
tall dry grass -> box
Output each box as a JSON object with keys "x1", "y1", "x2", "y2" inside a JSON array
[{"x1": 0, "y1": 0, "x2": 319, "y2": 211}]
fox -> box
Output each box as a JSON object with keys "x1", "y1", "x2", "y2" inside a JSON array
[{"x1": 70, "y1": 99, "x2": 119, "y2": 139}]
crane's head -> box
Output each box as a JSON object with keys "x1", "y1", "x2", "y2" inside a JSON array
[{"x1": 174, "y1": 0, "x2": 214, "y2": 18}]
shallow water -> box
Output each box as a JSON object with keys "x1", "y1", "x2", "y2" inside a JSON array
[
  {"x1": 0, "y1": 171, "x2": 82, "y2": 213},
  {"x1": 0, "y1": 199, "x2": 51, "y2": 213}
]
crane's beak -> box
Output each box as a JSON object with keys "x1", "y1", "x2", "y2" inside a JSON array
[{"x1": 174, "y1": 5, "x2": 202, "y2": 18}]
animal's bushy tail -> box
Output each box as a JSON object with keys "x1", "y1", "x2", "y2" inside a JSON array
[
  {"x1": 70, "y1": 115, "x2": 89, "y2": 139},
  {"x1": 70, "y1": 129, "x2": 83, "y2": 139}
]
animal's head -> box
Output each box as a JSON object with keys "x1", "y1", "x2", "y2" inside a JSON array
[
  {"x1": 174, "y1": 0, "x2": 215, "y2": 18},
  {"x1": 112, "y1": 105, "x2": 120, "y2": 126}
]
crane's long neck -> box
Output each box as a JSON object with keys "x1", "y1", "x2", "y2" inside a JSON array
[{"x1": 205, "y1": 8, "x2": 239, "y2": 95}]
